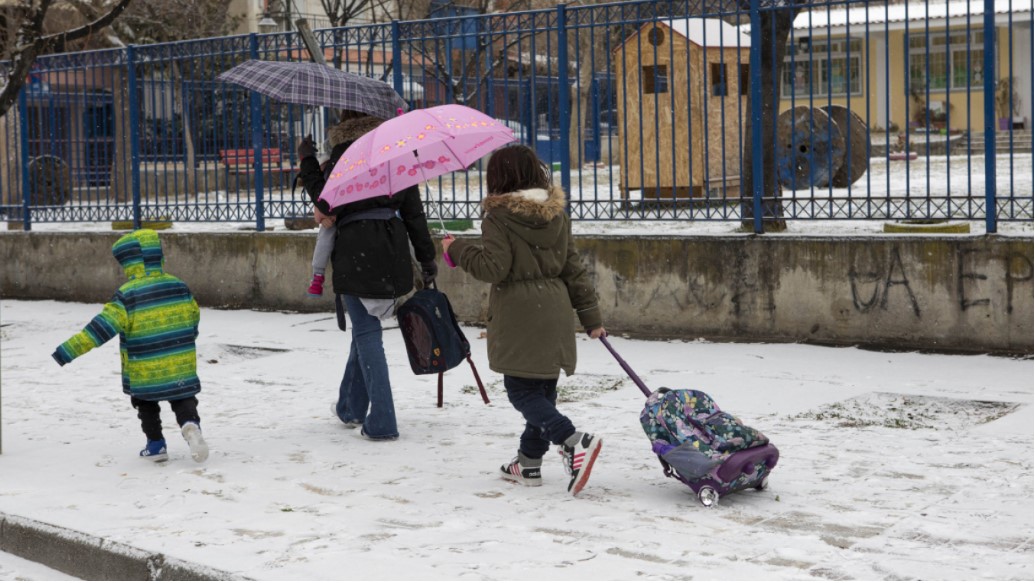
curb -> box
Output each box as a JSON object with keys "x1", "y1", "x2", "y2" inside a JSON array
[{"x1": 0, "y1": 512, "x2": 248, "y2": 581}]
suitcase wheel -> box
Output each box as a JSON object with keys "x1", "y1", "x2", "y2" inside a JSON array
[
  {"x1": 698, "y1": 486, "x2": 719, "y2": 507},
  {"x1": 754, "y1": 475, "x2": 769, "y2": 491}
]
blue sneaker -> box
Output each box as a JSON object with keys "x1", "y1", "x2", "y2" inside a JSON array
[{"x1": 140, "y1": 439, "x2": 168, "y2": 462}]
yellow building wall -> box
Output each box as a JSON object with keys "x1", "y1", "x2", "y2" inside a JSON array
[{"x1": 780, "y1": 26, "x2": 1014, "y2": 134}]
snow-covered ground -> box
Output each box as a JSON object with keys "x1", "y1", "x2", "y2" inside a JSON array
[
  {"x1": 0, "y1": 551, "x2": 78, "y2": 581},
  {"x1": 1, "y1": 299, "x2": 1031, "y2": 580}
]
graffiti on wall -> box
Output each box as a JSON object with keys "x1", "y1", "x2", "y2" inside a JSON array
[
  {"x1": 849, "y1": 245, "x2": 1034, "y2": 317},
  {"x1": 848, "y1": 246, "x2": 921, "y2": 317}
]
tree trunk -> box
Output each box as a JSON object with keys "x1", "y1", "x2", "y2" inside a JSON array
[
  {"x1": 171, "y1": 60, "x2": 198, "y2": 197},
  {"x1": 741, "y1": 8, "x2": 799, "y2": 231},
  {"x1": 110, "y1": 66, "x2": 132, "y2": 203}
]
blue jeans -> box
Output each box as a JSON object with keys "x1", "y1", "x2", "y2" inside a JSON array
[
  {"x1": 335, "y1": 294, "x2": 398, "y2": 439},
  {"x1": 503, "y1": 375, "x2": 576, "y2": 459}
]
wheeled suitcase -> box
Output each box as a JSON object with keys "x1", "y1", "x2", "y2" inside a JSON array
[{"x1": 600, "y1": 336, "x2": 779, "y2": 506}]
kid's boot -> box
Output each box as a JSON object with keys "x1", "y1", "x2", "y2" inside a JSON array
[
  {"x1": 558, "y1": 432, "x2": 602, "y2": 496},
  {"x1": 307, "y1": 273, "x2": 325, "y2": 297},
  {"x1": 139, "y1": 439, "x2": 168, "y2": 463},
  {"x1": 499, "y1": 451, "x2": 543, "y2": 486},
  {"x1": 181, "y1": 421, "x2": 209, "y2": 463}
]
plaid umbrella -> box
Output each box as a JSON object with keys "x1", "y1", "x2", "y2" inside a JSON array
[{"x1": 216, "y1": 60, "x2": 406, "y2": 119}]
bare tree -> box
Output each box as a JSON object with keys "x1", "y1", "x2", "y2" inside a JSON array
[
  {"x1": 111, "y1": 0, "x2": 241, "y2": 44},
  {"x1": 0, "y1": 0, "x2": 134, "y2": 119},
  {"x1": 318, "y1": 0, "x2": 380, "y2": 27}
]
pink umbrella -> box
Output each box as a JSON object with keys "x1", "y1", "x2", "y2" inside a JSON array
[{"x1": 318, "y1": 104, "x2": 516, "y2": 210}]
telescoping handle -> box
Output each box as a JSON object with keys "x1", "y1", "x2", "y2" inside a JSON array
[{"x1": 599, "y1": 335, "x2": 652, "y2": 398}]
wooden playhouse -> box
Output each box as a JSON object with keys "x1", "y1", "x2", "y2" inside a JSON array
[{"x1": 613, "y1": 18, "x2": 750, "y2": 201}]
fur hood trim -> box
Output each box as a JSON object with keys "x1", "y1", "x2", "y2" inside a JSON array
[
  {"x1": 327, "y1": 115, "x2": 386, "y2": 147},
  {"x1": 482, "y1": 186, "x2": 566, "y2": 221}
]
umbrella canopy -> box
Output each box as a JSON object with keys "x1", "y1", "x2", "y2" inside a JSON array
[
  {"x1": 216, "y1": 60, "x2": 406, "y2": 119},
  {"x1": 319, "y1": 104, "x2": 515, "y2": 210}
]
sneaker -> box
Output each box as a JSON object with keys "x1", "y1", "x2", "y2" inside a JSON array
[
  {"x1": 307, "y1": 273, "x2": 325, "y2": 297},
  {"x1": 180, "y1": 421, "x2": 209, "y2": 463},
  {"x1": 558, "y1": 432, "x2": 602, "y2": 496},
  {"x1": 359, "y1": 427, "x2": 398, "y2": 441},
  {"x1": 500, "y1": 453, "x2": 543, "y2": 487},
  {"x1": 330, "y1": 403, "x2": 363, "y2": 429},
  {"x1": 139, "y1": 439, "x2": 168, "y2": 463}
]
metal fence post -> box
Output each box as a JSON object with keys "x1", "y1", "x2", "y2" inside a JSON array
[
  {"x1": 557, "y1": 4, "x2": 571, "y2": 205},
  {"x1": 392, "y1": 21, "x2": 404, "y2": 107},
  {"x1": 749, "y1": 0, "x2": 764, "y2": 234},
  {"x1": 17, "y1": 89, "x2": 31, "y2": 231},
  {"x1": 250, "y1": 34, "x2": 266, "y2": 232},
  {"x1": 127, "y1": 45, "x2": 142, "y2": 229},
  {"x1": 982, "y1": 0, "x2": 997, "y2": 234}
]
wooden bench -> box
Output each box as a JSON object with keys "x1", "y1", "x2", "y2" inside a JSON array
[{"x1": 219, "y1": 148, "x2": 287, "y2": 173}]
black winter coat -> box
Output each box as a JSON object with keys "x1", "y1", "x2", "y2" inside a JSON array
[{"x1": 299, "y1": 116, "x2": 436, "y2": 299}]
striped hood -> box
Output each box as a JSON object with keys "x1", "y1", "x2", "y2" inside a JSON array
[{"x1": 113, "y1": 229, "x2": 165, "y2": 280}]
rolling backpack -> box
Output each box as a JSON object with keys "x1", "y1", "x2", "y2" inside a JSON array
[
  {"x1": 599, "y1": 336, "x2": 779, "y2": 506},
  {"x1": 396, "y1": 285, "x2": 490, "y2": 408}
]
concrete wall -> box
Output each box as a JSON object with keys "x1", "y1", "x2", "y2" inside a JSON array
[{"x1": 1, "y1": 232, "x2": 1031, "y2": 354}]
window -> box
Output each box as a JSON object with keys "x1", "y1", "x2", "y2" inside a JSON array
[
  {"x1": 711, "y1": 63, "x2": 727, "y2": 97},
  {"x1": 643, "y1": 65, "x2": 668, "y2": 94},
  {"x1": 909, "y1": 30, "x2": 985, "y2": 91},
  {"x1": 740, "y1": 64, "x2": 750, "y2": 96},
  {"x1": 780, "y1": 38, "x2": 863, "y2": 98}
]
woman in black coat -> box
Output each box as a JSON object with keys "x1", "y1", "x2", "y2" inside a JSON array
[{"x1": 298, "y1": 113, "x2": 437, "y2": 440}]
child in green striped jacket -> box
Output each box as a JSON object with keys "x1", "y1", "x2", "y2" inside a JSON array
[{"x1": 52, "y1": 229, "x2": 209, "y2": 464}]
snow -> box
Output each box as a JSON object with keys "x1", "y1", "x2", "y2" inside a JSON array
[
  {"x1": 0, "y1": 551, "x2": 79, "y2": 581},
  {"x1": 1, "y1": 299, "x2": 1032, "y2": 580}
]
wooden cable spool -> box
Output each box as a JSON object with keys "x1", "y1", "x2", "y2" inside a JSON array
[
  {"x1": 820, "y1": 104, "x2": 870, "y2": 188},
  {"x1": 775, "y1": 105, "x2": 845, "y2": 190}
]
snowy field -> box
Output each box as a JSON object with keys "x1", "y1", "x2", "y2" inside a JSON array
[
  {"x1": 0, "y1": 551, "x2": 78, "y2": 581},
  {"x1": 1, "y1": 299, "x2": 1031, "y2": 580}
]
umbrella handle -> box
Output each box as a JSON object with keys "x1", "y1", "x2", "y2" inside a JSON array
[{"x1": 442, "y1": 234, "x2": 457, "y2": 268}]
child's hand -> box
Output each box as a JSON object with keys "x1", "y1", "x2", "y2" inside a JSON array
[
  {"x1": 587, "y1": 326, "x2": 606, "y2": 339},
  {"x1": 314, "y1": 207, "x2": 335, "y2": 228},
  {"x1": 441, "y1": 234, "x2": 455, "y2": 253}
]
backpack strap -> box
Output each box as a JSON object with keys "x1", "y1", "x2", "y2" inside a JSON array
[
  {"x1": 466, "y1": 355, "x2": 490, "y2": 404},
  {"x1": 435, "y1": 356, "x2": 490, "y2": 408}
]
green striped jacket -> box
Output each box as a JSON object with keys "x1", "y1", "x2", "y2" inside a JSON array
[{"x1": 52, "y1": 229, "x2": 201, "y2": 401}]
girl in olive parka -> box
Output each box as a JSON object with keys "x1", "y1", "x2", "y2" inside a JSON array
[{"x1": 443, "y1": 145, "x2": 605, "y2": 496}]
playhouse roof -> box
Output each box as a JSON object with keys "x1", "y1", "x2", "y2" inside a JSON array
[
  {"x1": 742, "y1": 0, "x2": 1032, "y2": 33},
  {"x1": 649, "y1": 18, "x2": 752, "y2": 48}
]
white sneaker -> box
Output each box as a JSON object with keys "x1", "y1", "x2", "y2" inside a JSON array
[
  {"x1": 558, "y1": 432, "x2": 602, "y2": 496},
  {"x1": 181, "y1": 421, "x2": 209, "y2": 463}
]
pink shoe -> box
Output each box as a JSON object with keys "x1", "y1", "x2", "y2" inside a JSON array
[{"x1": 307, "y1": 273, "x2": 325, "y2": 297}]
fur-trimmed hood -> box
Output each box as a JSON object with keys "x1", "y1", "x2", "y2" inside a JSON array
[
  {"x1": 327, "y1": 115, "x2": 386, "y2": 148},
  {"x1": 481, "y1": 185, "x2": 567, "y2": 248},
  {"x1": 482, "y1": 185, "x2": 567, "y2": 222}
]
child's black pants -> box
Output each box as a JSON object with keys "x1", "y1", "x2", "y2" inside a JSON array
[{"x1": 131, "y1": 396, "x2": 201, "y2": 442}]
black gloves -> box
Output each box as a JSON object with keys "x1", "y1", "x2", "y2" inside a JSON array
[
  {"x1": 420, "y1": 260, "x2": 438, "y2": 286},
  {"x1": 297, "y1": 135, "x2": 317, "y2": 161}
]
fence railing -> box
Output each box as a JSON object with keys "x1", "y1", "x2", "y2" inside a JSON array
[{"x1": 1, "y1": 0, "x2": 1031, "y2": 232}]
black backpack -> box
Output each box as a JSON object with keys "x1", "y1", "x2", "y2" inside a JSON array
[{"x1": 396, "y1": 285, "x2": 490, "y2": 408}]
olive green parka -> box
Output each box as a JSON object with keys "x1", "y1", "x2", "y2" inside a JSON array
[{"x1": 447, "y1": 186, "x2": 602, "y2": 379}]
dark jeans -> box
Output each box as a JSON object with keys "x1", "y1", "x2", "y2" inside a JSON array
[
  {"x1": 503, "y1": 375, "x2": 576, "y2": 459},
  {"x1": 131, "y1": 396, "x2": 201, "y2": 442}
]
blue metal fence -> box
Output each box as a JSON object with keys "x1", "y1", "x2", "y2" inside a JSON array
[{"x1": 0, "y1": 0, "x2": 1031, "y2": 232}]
